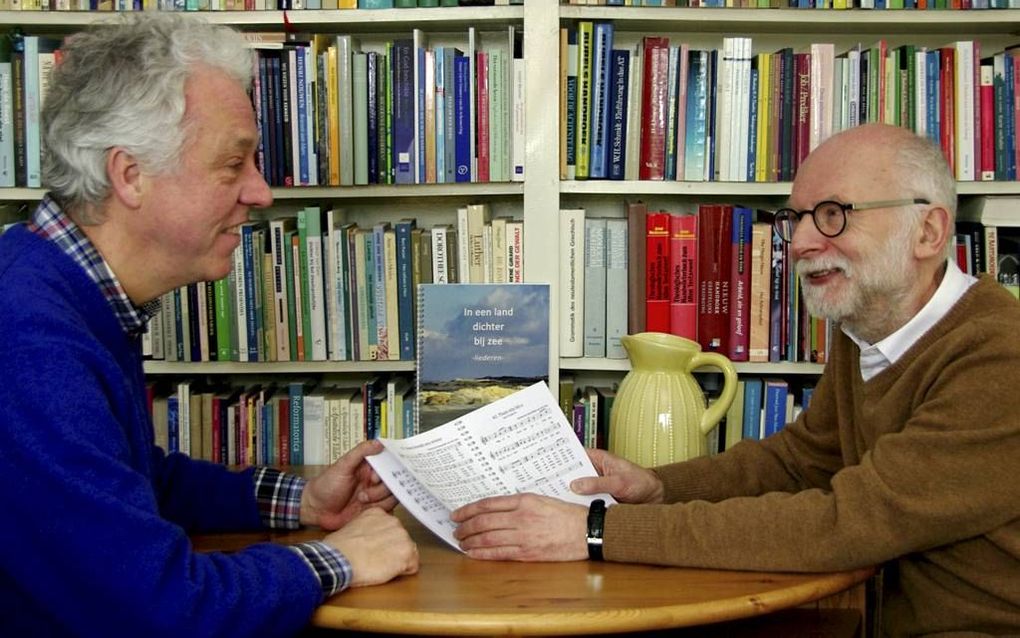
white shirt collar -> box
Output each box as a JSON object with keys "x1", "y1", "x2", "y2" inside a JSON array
[{"x1": 844, "y1": 260, "x2": 978, "y2": 381}]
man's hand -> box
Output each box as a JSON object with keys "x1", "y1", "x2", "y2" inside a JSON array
[
  {"x1": 323, "y1": 508, "x2": 419, "y2": 588},
  {"x1": 450, "y1": 493, "x2": 588, "y2": 562},
  {"x1": 301, "y1": 440, "x2": 396, "y2": 530},
  {"x1": 570, "y1": 448, "x2": 665, "y2": 505}
]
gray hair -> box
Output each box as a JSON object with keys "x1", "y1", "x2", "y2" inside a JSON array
[
  {"x1": 41, "y1": 13, "x2": 254, "y2": 224},
  {"x1": 890, "y1": 130, "x2": 959, "y2": 260}
]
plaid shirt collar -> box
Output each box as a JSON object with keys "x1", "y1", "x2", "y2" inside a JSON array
[{"x1": 27, "y1": 194, "x2": 159, "y2": 337}]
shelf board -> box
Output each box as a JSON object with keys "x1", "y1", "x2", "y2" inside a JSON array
[
  {"x1": 0, "y1": 183, "x2": 523, "y2": 202},
  {"x1": 561, "y1": 6, "x2": 1020, "y2": 36},
  {"x1": 560, "y1": 357, "x2": 825, "y2": 375},
  {"x1": 270, "y1": 182, "x2": 523, "y2": 200},
  {"x1": 561, "y1": 181, "x2": 1020, "y2": 197},
  {"x1": 0, "y1": 7, "x2": 524, "y2": 32},
  {"x1": 3, "y1": 180, "x2": 1012, "y2": 202},
  {"x1": 144, "y1": 360, "x2": 416, "y2": 374}
]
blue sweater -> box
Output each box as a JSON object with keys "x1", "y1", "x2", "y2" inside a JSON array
[{"x1": 0, "y1": 226, "x2": 322, "y2": 637}]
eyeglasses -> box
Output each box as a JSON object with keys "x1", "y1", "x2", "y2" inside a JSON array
[{"x1": 772, "y1": 198, "x2": 930, "y2": 243}]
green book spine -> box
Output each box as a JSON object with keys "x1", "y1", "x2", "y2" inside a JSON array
[
  {"x1": 214, "y1": 276, "x2": 232, "y2": 362},
  {"x1": 297, "y1": 210, "x2": 313, "y2": 360},
  {"x1": 394, "y1": 0, "x2": 416, "y2": 6}
]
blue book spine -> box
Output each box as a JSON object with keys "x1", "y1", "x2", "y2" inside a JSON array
[
  {"x1": 256, "y1": 55, "x2": 273, "y2": 184},
  {"x1": 187, "y1": 283, "x2": 201, "y2": 362},
  {"x1": 444, "y1": 48, "x2": 457, "y2": 184},
  {"x1": 454, "y1": 55, "x2": 472, "y2": 182},
  {"x1": 288, "y1": 383, "x2": 303, "y2": 465},
  {"x1": 434, "y1": 47, "x2": 446, "y2": 184},
  {"x1": 167, "y1": 396, "x2": 179, "y2": 454},
  {"x1": 763, "y1": 380, "x2": 788, "y2": 438},
  {"x1": 173, "y1": 288, "x2": 185, "y2": 361},
  {"x1": 747, "y1": 67, "x2": 758, "y2": 182},
  {"x1": 588, "y1": 22, "x2": 614, "y2": 180},
  {"x1": 242, "y1": 225, "x2": 259, "y2": 362},
  {"x1": 295, "y1": 46, "x2": 309, "y2": 186},
  {"x1": 741, "y1": 378, "x2": 763, "y2": 441},
  {"x1": 270, "y1": 55, "x2": 286, "y2": 187},
  {"x1": 395, "y1": 220, "x2": 415, "y2": 360},
  {"x1": 925, "y1": 51, "x2": 939, "y2": 147},
  {"x1": 392, "y1": 40, "x2": 415, "y2": 184},
  {"x1": 607, "y1": 49, "x2": 629, "y2": 181}
]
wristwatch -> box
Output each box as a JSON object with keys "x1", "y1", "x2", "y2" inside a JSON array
[{"x1": 586, "y1": 499, "x2": 606, "y2": 561}]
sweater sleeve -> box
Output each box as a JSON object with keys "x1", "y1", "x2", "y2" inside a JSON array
[
  {"x1": 604, "y1": 304, "x2": 1020, "y2": 574},
  {"x1": 650, "y1": 364, "x2": 846, "y2": 504},
  {"x1": 0, "y1": 318, "x2": 323, "y2": 637}
]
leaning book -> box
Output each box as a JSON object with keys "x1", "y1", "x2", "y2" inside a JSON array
[
  {"x1": 367, "y1": 381, "x2": 615, "y2": 550},
  {"x1": 415, "y1": 282, "x2": 550, "y2": 433}
]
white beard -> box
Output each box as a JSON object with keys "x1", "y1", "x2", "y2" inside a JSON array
[{"x1": 796, "y1": 226, "x2": 915, "y2": 331}]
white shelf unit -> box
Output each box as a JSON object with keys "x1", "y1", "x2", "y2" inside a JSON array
[{"x1": 4, "y1": 5, "x2": 1020, "y2": 388}]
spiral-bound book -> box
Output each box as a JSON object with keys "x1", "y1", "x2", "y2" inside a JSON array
[{"x1": 415, "y1": 283, "x2": 550, "y2": 434}]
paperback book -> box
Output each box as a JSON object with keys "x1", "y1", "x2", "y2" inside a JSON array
[
  {"x1": 415, "y1": 283, "x2": 550, "y2": 433},
  {"x1": 367, "y1": 381, "x2": 614, "y2": 549}
]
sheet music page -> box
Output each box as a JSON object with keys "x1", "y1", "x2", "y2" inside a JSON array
[{"x1": 367, "y1": 382, "x2": 615, "y2": 550}]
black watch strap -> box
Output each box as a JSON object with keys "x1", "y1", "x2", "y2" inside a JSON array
[{"x1": 586, "y1": 499, "x2": 606, "y2": 561}]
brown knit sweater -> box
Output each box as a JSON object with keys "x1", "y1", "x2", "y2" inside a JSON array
[{"x1": 603, "y1": 275, "x2": 1020, "y2": 636}]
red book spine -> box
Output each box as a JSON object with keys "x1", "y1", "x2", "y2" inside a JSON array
[
  {"x1": 697, "y1": 204, "x2": 732, "y2": 355},
  {"x1": 940, "y1": 47, "x2": 956, "y2": 174},
  {"x1": 476, "y1": 51, "x2": 490, "y2": 183},
  {"x1": 639, "y1": 37, "x2": 669, "y2": 181},
  {"x1": 279, "y1": 396, "x2": 290, "y2": 466},
  {"x1": 668, "y1": 214, "x2": 698, "y2": 341},
  {"x1": 645, "y1": 211, "x2": 671, "y2": 332},
  {"x1": 980, "y1": 63, "x2": 995, "y2": 181}
]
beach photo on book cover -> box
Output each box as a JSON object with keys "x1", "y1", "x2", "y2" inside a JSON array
[{"x1": 416, "y1": 283, "x2": 550, "y2": 432}]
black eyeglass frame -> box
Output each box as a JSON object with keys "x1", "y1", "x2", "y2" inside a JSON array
[{"x1": 772, "y1": 198, "x2": 930, "y2": 243}]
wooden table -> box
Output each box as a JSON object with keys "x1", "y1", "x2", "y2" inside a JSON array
[{"x1": 193, "y1": 508, "x2": 874, "y2": 636}]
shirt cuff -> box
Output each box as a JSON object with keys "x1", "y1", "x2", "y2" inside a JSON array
[
  {"x1": 289, "y1": 541, "x2": 353, "y2": 599},
  {"x1": 254, "y1": 467, "x2": 305, "y2": 530}
]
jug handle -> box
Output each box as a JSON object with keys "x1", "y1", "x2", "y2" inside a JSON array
[{"x1": 687, "y1": 352, "x2": 739, "y2": 436}]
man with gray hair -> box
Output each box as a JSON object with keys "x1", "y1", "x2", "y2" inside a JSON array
[
  {"x1": 0, "y1": 14, "x2": 417, "y2": 637},
  {"x1": 453, "y1": 124, "x2": 1020, "y2": 636}
]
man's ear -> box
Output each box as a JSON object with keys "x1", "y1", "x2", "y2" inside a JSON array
[
  {"x1": 915, "y1": 205, "x2": 952, "y2": 260},
  {"x1": 106, "y1": 147, "x2": 143, "y2": 209}
]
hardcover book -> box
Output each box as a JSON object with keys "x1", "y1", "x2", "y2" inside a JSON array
[{"x1": 415, "y1": 283, "x2": 550, "y2": 434}]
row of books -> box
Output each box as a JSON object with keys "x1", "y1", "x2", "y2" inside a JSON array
[
  {"x1": 558, "y1": 375, "x2": 813, "y2": 458},
  {"x1": 0, "y1": 25, "x2": 523, "y2": 189},
  {"x1": 560, "y1": 27, "x2": 1020, "y2": 184},
  {"x1": 0, "y1": 0, "x2": 515, "y2": 11},
  {"x1": 142, "y1": 205, "x2": 526, "y2": 364},
  {"x1": 251, "y1": 27, "x2": 523, "y2": 188},
  {"x1": 147, "y1": 376, "x2": 415, "y2": 467},
  {"x1": 957, "y1": 195, "x2": 1020, "y2": 296},
  {"x1": 561, "y1": 203, "x2": 833, "y2": 365},
  {"x1": 564, "y1": 0, "x2": 1016, "y2": 8}
]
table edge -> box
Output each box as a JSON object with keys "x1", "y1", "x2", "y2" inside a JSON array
[{"x1": 310, "y1": 565, "x2": 874, "y2": 635}]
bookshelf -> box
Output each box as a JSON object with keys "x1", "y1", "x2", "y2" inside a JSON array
[
  {"x1": 547, "y1": 5, "x2": 1020, "y2": 393},
  {"x1": 4, "y1": 4, "x2": 1020, "y2": 434}
]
